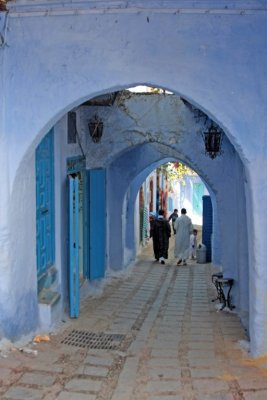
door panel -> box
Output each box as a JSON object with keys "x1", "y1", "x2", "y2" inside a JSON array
[
  {"x1": 36, "y1": 129, "x2": 55, "y2": 278},
  {"x1": 68, "y1": 174, "x2": 80, "y2": 318},
  {"x1": 78, "y1": 173, "x2": 84, "y2": 283},
  {"x1": 203, "y1": 195, "x2": 212, "y2": 262},
  {"x1": 67, "y1": 157, "x2": 87, "y2": 279},
  {"x1": 88, "y1": 169, "x2": 106, "y2": 280}
]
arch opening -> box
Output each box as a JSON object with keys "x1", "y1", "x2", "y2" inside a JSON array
[{"x1": 6, "y1": 85, "x2": 249, "y2": 348}]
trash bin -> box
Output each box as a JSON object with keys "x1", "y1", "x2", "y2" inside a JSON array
[{"x1": 196, "y1": 243, "x2": 207, "y2": 263}]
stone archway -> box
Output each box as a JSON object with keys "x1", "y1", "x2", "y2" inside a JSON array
[
  {"x1": 99, "y1": 88, "x2": 249, "y2": 330},
  {"x1": 106, "y1": 138, "x2": 249, "y2": 342}
]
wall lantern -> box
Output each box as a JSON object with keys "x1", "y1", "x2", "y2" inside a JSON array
[
  {"x1": 202, "y1": 125, "x2": 223, "y2": 160},
  {"x1": 88, "y1": 114, "x2": 104, "y2": 143}
]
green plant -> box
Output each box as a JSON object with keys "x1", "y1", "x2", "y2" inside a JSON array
[{"x1": 158, "y1": 162, "x2": 195, "y2": 184}]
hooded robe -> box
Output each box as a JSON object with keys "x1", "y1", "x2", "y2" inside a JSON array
[{"x1": 152, "y1": 217, "x2": 171, "y2": 260}]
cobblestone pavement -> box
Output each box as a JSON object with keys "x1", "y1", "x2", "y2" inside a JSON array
[{"x1": 1, "y1": 239, "x2": 267, "y2": 400}]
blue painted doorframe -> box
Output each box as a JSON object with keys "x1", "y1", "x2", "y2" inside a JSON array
[
  {"x1": 35, "y1": 129, "x2": 55, "y2": 285},
  {"x1": 88, "y1": 169, "x2": 106, "y2": 280},
  {"x1": 68, "y1": 166, "x2": 106, "y2": 317}
]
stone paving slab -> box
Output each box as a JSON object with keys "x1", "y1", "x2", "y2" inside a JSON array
[
  {"x1": 76, "y1": 365, "x2": 109, "y2": 377},
  {"x1": 188, "y1": 349, "x2": 216, "y2": 358},
  {"x1": 84, "y1": 354, "x2": 114, "y2": 366},
  {"x1": 243, "y1": 391, "x2": 267, "y2": 399},
  {"x1": 194, "y1": 395, "x2": 234, "y2": 400},
  {"x1": 145, "y1": 380, "x2": 182, "y2": 393},
  {"x1": 150, "y1": 349, "x2": 179, "y2": 357},
  {"x1": 0, "y1": 358, "x2": 22, "y2": 369},
  {"x1": 147, "y1": 358, "x2": 181, "y2": 368},
  {"x1": 190, "y1": 367, "x2": 225, "y2": 379},
  {"x1": 56, "y1": 392, "x2": 96, "y2": 400},
  {"x1": 146, "y1": 367, "x2": 182, "y2": 380},
  {"x1": 192, "y1": 378, "x2": 230, "y2": 392},
  {"x1": 238, "y1": 377, "x2": 267, "y2": 390},
  {"x1": 152, "y1": 341, "x2": 179, "y2": 349},
  {"x1": 64, "y1": 378, "x2": 102, "y2": 392},
  {"x1": 3, "y1": 387, "x2": 44, "y2": 400},
  {"x1": 188, "y1": 341, "x2": 215, "y2": 350},
  {"x1": 18, "y1": 372, "x2": 56, "y2": 386},
  {"x1": 0, "y1": 367, "x2": 14, "y2": 382},
  {"x1": 147, "y1": 396, "x2": 183, "y2": 400},
  {"x1": 189, "y1": 358, "x2": 222, "y2": 368}
]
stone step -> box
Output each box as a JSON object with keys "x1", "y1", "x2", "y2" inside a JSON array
[{"x1": 38, "y1": 289, "x2": 60, "y2": 306}]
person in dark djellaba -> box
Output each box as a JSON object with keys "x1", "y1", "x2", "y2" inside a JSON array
[{"x1": 152, "y1": 209, "x2": 171, "y2": 265}]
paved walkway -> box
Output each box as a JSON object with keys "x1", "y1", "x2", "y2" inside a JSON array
[{"x1": 1, "y1": 239, "x2": 267, "y2": 400}]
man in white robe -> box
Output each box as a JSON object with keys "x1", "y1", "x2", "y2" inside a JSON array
[{"x1": 174, "y1": 208, "x2": 194, "y2": 266}]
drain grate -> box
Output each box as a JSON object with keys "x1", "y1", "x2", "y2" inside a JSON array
[{"x1": 61, "y1": 330, "x2": 125, "y2": 350}]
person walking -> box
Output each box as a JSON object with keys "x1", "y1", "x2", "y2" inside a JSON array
[
  {"x1": 152, "y1": 209, "x2": 171, "y2": 265},
  {"x1": 189, "y1": 229, "x2": 198, "y2": 260},
  {"x1": 168, "y1": 208, "x2": 178, "y2": 234},
  {"x1": 174, "y1": 208, "x2": 194, "y2": 266}
]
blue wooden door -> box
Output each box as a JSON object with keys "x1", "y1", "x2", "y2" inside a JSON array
[
  {"x1": 67, "y1": 157, "x2": 88, "y2": 279},
  {"x1": 35, "y1": 129, "x2": 55, "y2": 280},
  {"x1": 88, "y1": 169, "x2": 106, "y2": 280},
  {"x1": 203, "y1": 195, "x2": 213, "y2": 262},
  {"x1": 68, "y1": 174, "x2": 80, "y2": 318}
]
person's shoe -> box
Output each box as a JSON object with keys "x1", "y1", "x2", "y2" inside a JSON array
[
  {"x1": 161, "y1": 260, "x2": 165, "y2": 265},
  {"x1": 177, "y1": 259, "x2": 182, "y2": 265},
  {"x1": 183, "y1": 260, "x2": 187, "y2": 266}
]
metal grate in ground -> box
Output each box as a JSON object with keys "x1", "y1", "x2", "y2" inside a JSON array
[{"x1": 61, "y1": 330, "x2": 125, "y2": 350}]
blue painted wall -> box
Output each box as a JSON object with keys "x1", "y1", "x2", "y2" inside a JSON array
[{"x1": 0, "y1": 1, "x2": 263, "y2": 353}]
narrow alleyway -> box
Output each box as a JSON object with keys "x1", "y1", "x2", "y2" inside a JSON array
[{"x1": 0, "y1": 239, "x2": 266, "y2": 400}]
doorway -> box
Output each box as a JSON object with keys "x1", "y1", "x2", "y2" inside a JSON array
[
  {"x1": 67, "y1": 156, "x2": 87, "y2": 317},
  {"x1": 35, "y1": 129, "x2": 55, "y2": 292}
]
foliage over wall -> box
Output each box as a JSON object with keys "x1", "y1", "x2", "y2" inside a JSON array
[{"x1": 158, "y1": 162, "x2": 196, "y2": 184}]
